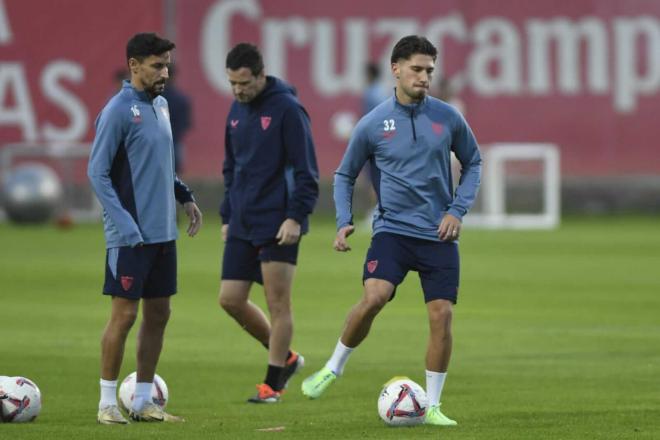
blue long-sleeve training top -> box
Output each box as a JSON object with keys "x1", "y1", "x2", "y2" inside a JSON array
[
  {"x1": 88, "y1": 80, "x2": 194, "y2": 249},
  {"x1": 334, "y1": 94, "x2": 482, "y2": 242},
  {"x1": 220, "y1": 76, "x2": 319, "y2": 240}
]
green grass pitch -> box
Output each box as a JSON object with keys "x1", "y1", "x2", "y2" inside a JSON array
[{"x1": 0, "y1": 215, "x2": 658, "y2": 439}]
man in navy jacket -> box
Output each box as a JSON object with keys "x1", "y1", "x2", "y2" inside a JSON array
[{"x1": 218, "y1": 43, "x2": 319, "y2": 403}]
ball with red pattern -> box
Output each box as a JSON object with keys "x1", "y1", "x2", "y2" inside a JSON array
[
  {"x1": 0, "y1": 376, "x2": 42, "y2": 423},
  {"x1": 118, "y1": 372, "x2": 168, "y2": 412}
]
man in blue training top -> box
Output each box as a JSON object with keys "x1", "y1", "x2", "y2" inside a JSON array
[
  {"x1": 88, "y1": 32, "x2": 202, "y2": 424},
  {"x1": 302, "y1": 35, "x2": 482, "y2": 427},
  {"x1": 218, "y1": 43, "x2": 319, "y2": 403}
]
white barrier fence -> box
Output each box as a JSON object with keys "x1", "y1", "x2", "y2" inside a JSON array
[
  {"x1": 0, "y1": 142, "x2": 561, "y2": 229},
  {"x1": 463, "y1": 143, "x2": 561, "y2": 229}
]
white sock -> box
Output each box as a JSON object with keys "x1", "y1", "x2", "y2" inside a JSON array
[
  {"x1": 325, "y1": 339, "x2": 354, "y2": 376},
  {"x1": 132, "y1": 382, "x2": 153, "y2": 412},
  {"x1": 425, "y1": 370, "x2": 447, "y2": 407},
  {"x1": 99, "y1": 379, "x2": 118, "y2": 409}
]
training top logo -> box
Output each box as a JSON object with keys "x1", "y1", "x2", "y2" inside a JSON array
[
  {"x1": 130, "y1": 105, "x2": 141, "y2": 123},
  {"x1": 383, "y1": 119, "x2": 396, "y2": 139},
  {"x1": 261, "y1": 116, "x2": 272, "y2": 130}
]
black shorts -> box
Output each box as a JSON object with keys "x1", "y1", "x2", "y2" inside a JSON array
[
  {"x1": 363, "y1": 232, "x2": 460, "y2": 303},
  {"x1": 221, "y1": 237, "x2": 299, "y2": 284},
  {"x1": 103, "y1": 241, "x2": 177, "y2": 299}
]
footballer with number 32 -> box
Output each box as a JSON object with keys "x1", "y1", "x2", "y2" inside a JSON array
[{"x1": 302, "y1": 35, "x2": 482, "y2": 427}]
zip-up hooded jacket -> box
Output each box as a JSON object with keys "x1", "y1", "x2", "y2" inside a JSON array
[
  {"x1": 220, "y1": 76, "x2": 319, "y2": 241},
  {"x1": 88, "y1": 81, "x2": 194, "y2": 248},
  {"x1": 334, "y1": 94, "x2": 482, "y2": 242}
]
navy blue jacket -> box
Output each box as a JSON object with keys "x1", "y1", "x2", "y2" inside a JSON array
[{"x1": 220, "y1": 76, "x2": 319, "y2": 241}]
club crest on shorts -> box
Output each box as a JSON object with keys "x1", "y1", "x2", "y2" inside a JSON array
[
  {"x1": 367, "y1": 260, "x2": 378, "y2": 273},
  {"x1": 120, "y1": 276, "x2": 134, "y2": 291},
  {"x1": 261, "y1": 116, "x2": 271, "y2": 130}
]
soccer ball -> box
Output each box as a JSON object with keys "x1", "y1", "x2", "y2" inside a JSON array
[
  {"x1": 0, "y1": 376, "x2": 42, "y2": 423},
  {"x1": 118, "y1": 372, "x2": 168, "y2": 412},
  {"x1": 377, "y1": 377, "x2": 428, "y2": 426},
  {"x1": 1, "y1": 163, "x2": 63, "y2": 223}
]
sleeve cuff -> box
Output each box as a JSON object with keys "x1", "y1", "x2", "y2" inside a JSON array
[
  {"x1": 446, "y1": 208, "x2": 464, "y2": 221},
  {"x1": 286, "y1": 211, "x2": 306, "y2": 225},
  {"x1": 336, "y1": 220, "x2": 354, "y2": 231},
  {"x1": 125, "y1": 231, "x2": 144, "y2": 247},
  {"x1": 177, "y1": 192, "x2": 195, "y2": 204}
]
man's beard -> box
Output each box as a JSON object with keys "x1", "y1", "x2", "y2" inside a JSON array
[
  {"x1": 147, "y1": 81, "x2": 166, "y2": 97},
  {"x1": 405, "y1": 86, "x2": 426, "y2": 101}
]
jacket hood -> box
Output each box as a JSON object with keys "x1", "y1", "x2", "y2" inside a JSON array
[{"x1": 249, "y1": 76, "x2": 297, "y2": 106}]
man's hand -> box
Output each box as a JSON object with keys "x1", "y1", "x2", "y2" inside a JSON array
[
  {"x1": 276, "y1": 218, "x2": 301, "y2": 245},
  {"x1": 221, "y1": 224, "x2": 228, "y2": 242},
  {"x1": 333, "y1": 225, "x2": 355, "y2": 252},
  {"x1": 183, "y1": 202, "x2": 202, "y2": 237},
  {"x1": 437, "y1": 213, "x2": 461, "y2": 241}
]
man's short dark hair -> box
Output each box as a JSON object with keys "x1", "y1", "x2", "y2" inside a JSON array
[
  {"x1": 126, "y1": 33, "x2": 175, "y2": 63},
  {"x1": 226, "y1": 43, "x2": 264, "y2": 76},
  {"x1": 390, "y1": 35, "x2": 437, "y2": 64}
]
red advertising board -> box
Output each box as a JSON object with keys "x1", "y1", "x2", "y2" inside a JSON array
[{"x1": 1, "y1": 0, "x2": 660, "y2": 178}]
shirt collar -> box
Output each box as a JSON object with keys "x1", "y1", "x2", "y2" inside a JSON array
[
  {"x1": 392, "y1": 89, "x2": 428, "y2": 114},
  {"x1": 123, "y1": 80, "x2": 152, "y2": 102}
]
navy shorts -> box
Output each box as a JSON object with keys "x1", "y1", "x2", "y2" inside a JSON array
[
  {"x1": 363, "y1": 232, "x2": 459, "y2": 303},
  {"x1": 221, "y1": 237, "x2": 299, "y2": 284},
  {"x1": 103, "y1": 241, "x2": 177, "y2": 299}
]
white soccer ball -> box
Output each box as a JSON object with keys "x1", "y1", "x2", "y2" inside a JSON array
[
  {"x1": 0, "y1": 376, "x2": 42, "y2": 423},
  {"x1": 118, "y1": 372, "x2": 168, "y2": 412},
  {"x1": 377, "y1": 377, "x2": 428, "y2": 426},
  {"x1": 1, "y1": 163, "x2": 63, "y2": 224}
]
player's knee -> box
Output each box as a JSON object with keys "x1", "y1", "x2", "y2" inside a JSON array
[
  {"x1": 267, "y1": 298, "x2": 291, "y2": 319},
  {"x1": 111, "y1": 307, "x2": 138, "y2": 330},
  {"x1": 362, "y1": 290, "x2": 389, "y2": 314},
  {"x1": 428, "y1": 301, "x2": 453, "y2": 327},
  {"x1": 219, "y1": 293, "x2": 243, "y2": 315},
  {"x1": 144, "y1": 307, "x2": 170, "y2": 328}
]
